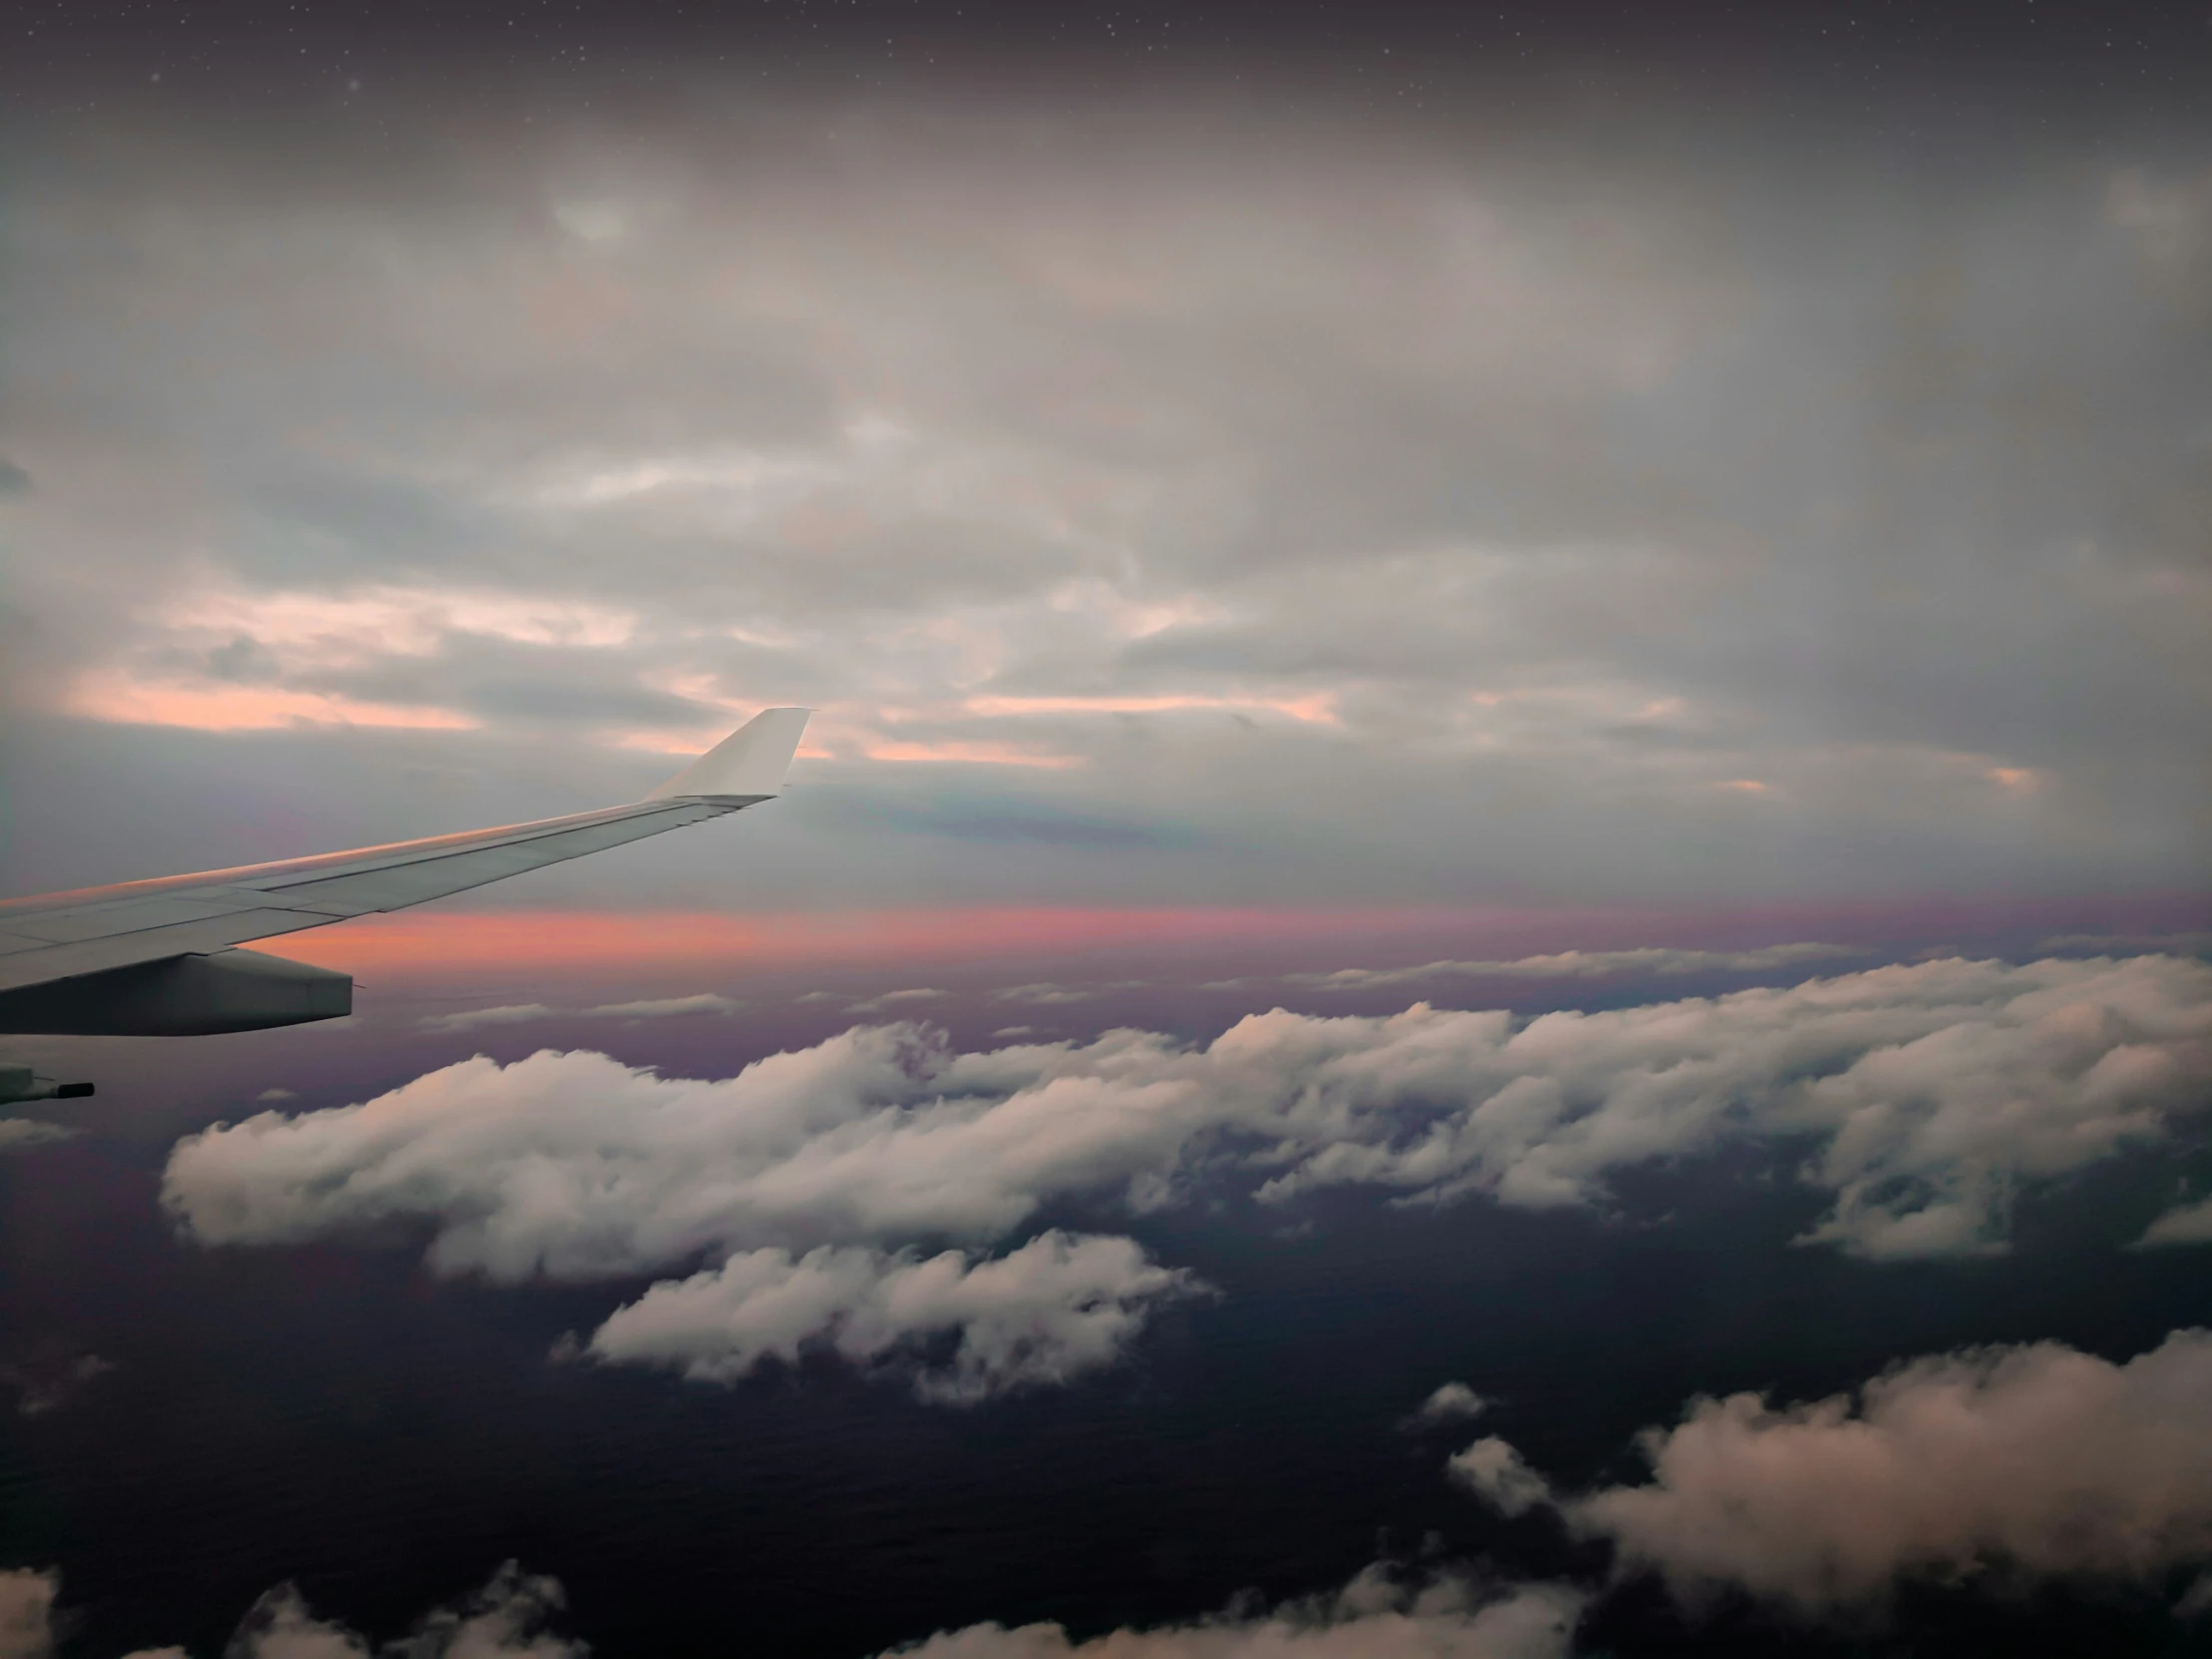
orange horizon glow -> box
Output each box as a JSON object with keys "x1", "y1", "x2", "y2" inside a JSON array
[
  {"x1": 239, "y1": 893, "x2": 2212, "y2": 988},
  {"x1": 254, "y1": 905, "x2": 1450, "y2": 980},
  {"x1": 65, "y1": 672, "x2": 481, "y2": 734}
]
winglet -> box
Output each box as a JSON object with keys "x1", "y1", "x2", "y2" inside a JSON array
[{"x1": 644, "y1": 708, "x2": 813, "y2": 802}]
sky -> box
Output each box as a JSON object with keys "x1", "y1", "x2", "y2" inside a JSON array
[
  {"x1": 3, "y1": 0, "x2": 2208, "y2": 929},
  {"x1": 0, "y1": 3, "x2": 2210, "y2": 1657}
]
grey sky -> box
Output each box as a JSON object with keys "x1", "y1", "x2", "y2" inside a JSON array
[{"x1": 3, "y1": 87, "x2": 2205, "y2": 909}]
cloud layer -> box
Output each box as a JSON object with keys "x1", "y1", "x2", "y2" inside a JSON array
[
  {"x1": 4, "y1": 89, "x2": 2205, "y2": 910},
  {"x1": 1448, "y1": 1330, "x2": 2212, "y2": 1616},
  {"x1": 167, "y1": 954, "x2": 2212, "y2": 1277}
]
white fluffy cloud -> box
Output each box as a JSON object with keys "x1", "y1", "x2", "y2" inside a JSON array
[
  {"x1": 167, "y1": 954, "x2": 2212, "y2": 1272},
  {"x1": 2137, "y1": 1194, "x2": 2212, "y2": 1248},
  {"x1": 225, "y1": 1564, "x2": 582, "y2": 1659},
  {"x1": 0, "y1": 1564, "x2": 580, "y2": 1659},
  {"x1": 579, "y1": 1231, "x2": 1204, "y2": 1403},
  {"x1": 0, "y1": 1571, "x2": 55, "y2": 1659},
  {"x1": 3, "y1": 1561, "x2": 1577, "y2": 1659},
  {"x1": 877, "y1": 1568, "x2": 1582, "y2": 1659},
  {"x1": 1448, "y1": 1330, "x2": 2212, "y2": 1615},
  {"x1": 1409, "y1": 1382, "x2": 1490, "y2": 1425},
  {"x1": 1446, "y1": 1440, "x2": 1553, "y2": 1519}
]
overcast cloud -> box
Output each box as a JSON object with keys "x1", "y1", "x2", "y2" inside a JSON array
[{"x1": 3, "y1": 85, "x2": 2205, "y2": 909}]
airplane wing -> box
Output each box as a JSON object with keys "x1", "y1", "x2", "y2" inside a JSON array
[{"x1": 0, "y1": 708, "x2": 811, "y2": 1056}]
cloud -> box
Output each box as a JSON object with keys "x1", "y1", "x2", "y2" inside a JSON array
[
  {"x1": 0, "y1": 1353, "x2": 113, "y2": 1418},
  {"x1": 2137, "y1": 1195, "x2": 2212, "y2": 1248},
  {"x1": 2107, "y1": 169, "x2": 2212, "y2": 319},
  {"x1": 0, "y1": 1122, "x2": 75, "y2": 1154},
  {"x1": 165, "y1": 955, "x2": 2212, "y2": 1276},
  {"x1": 226, "y1": 1563, "x2": 582, "y2": 1659},
  {"x1": 6, "y1": 91, "x2": 2207, "y2": 916},
  {"x1": 848, "y1": 988, "x2": 949, "y2": 1014},
  {"x1": 579, "y1": 1231, "x2": 1204, "y2": 1403},
  {"x1": 2040, "y1": 932, "x2": 2212, "y2": 959},
  {"x1": 0, "y1": 1562, "x2": 583, "y2": 1659},
  {"x1": 418, "y1": 996, "x2": 736, "y2": 1033},
  {"x1": 1273, "y1": 944, "x2": 1862, "y2": 992},
  {"x1": 0, "y1": 1570, "x2": 56, "y2": 1659},
  {"x1": 256, "y1": 1088, "x2": 296, "y2": 1103},
  {"x1": 991, "y1": 983, "x2": 1103, "y2": 1006},
  {"x1": 1452, "y1": 1330, "x2": 2212, "y2": 1616},
  {"x1": 417, "y1": 1004, "x2": 561, "y2": 1033},
  {"x1": 0, "y1": 1552, "x2": 1578, "y2": 1659},
  {"x1": 1447, "y1": 1439, "x2": 1554, "y2": 1519},
  {"x1": 578, "y1": 993, "x2": 739, "y2": 1020},
  {"x1": 1407, "y1": 1382, "x2": 1490, "y2": 1425},
  {"x1": 989, "y1": 980, "x2": 1153, "y2": 1005},
  {"x1": 877, "y1": 1568, "x2": 1582, "y2": 1659}
]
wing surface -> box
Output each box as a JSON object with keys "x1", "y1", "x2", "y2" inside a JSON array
[{"x1": 0, "y1": 708, "x2": 811, "y2": 997}]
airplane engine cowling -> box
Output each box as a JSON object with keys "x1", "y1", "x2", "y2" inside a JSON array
[{"x1": 0, "y1": 948, "x2": 352, "y2": 1036}]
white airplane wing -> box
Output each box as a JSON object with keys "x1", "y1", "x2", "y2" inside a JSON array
[{"x1": 0, "y1": 708, "x2": 811, "y2": 1067}]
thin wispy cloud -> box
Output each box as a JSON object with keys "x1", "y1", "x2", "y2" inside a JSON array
[
  {"x1": 1204, "y1": 943, "x2": 1862, "y2": 993},
  {"x1": 847, "y1": 987, "x2": 949, "y2": 1014},
  {"x1": 417, "y1": 994, "x2": 738, "y2": 1033},
  {"x1": 580, "y1": 993, "x2": 740, "y2": 1021},
  {"x1": 2039, "y1": 932, "x2": 2212, "y2": 958},
  {"x1": 417, "y1": 1004, "x2": 563, "y2": 1034}
]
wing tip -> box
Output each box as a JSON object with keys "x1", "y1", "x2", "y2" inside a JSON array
[{"x1": 644, "y1": 707, "x2": 814, "y2": 802}]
